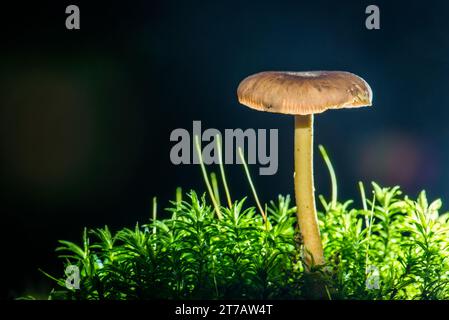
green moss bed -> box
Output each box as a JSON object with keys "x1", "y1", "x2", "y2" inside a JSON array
[{"x1": 27, "y1": 147, "x2": 449, "y2": 300}]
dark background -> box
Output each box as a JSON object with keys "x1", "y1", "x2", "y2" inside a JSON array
[{"x1": 1, "y1": 0, "x2": 448, "y2": 299}]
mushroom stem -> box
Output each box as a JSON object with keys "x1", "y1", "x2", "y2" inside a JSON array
[{"x1": 294, "y1": 114, "x2": 325, "y2": 269}]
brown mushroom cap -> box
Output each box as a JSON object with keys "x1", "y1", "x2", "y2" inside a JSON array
[{"x1": 237, "y1": 71, "x2": 373, "y2": 115}]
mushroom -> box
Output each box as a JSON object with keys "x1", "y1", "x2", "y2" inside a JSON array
[{"x1": 237, "y1": 71, "x2": 372, "y2": 269}]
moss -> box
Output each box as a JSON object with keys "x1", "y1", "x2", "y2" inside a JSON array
[
  {"x1": 30, "y1": 146, "x2": 449, "y2": 300},
  {"x1": 31, "y1": 183, "x2": 449, "y2": 300}
]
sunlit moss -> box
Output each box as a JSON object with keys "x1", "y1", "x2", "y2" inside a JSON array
[{"x1": 30, "y1": 147, "x2": 449, "y2": 300}]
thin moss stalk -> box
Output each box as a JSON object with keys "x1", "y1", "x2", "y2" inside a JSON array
[
  {"x1": 152, "y1": 196, "x2": 157, "y2": 235},
  {"x1": 319, "y1": 145, "x2": 337, "y2": 210},
  {"x1": 210, "y1": 172, "x2": 221, "y2": 208},
  {"x1": 194, "y1": 135, "x2": 222, "y2": 219},
  {"x1": 216, "y1": 133, "x2": 232, "y2": 208},
  {"x1": 176, "y1": 187, "x2": 182, "y2": 206},
  {"x1": 238, "y1": 146, "x2": 266, "y2": 222}
]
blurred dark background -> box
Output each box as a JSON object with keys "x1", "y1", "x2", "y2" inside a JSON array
[{"x1": 1, "y1": 0, "x2": 448, "y2": 299}]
